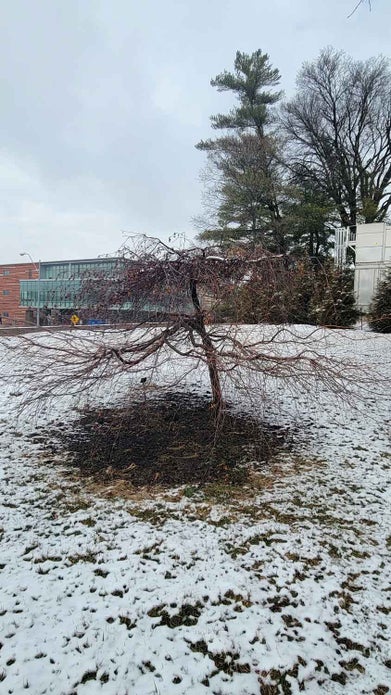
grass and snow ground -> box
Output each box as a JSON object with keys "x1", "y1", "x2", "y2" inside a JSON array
[{"x1": 0, "y1": 328, "x2": 390, "y2": 694}]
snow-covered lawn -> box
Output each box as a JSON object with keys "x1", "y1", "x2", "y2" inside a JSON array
[{"x1": 0, "y1": 328, "x2": 390, "y2": 694}]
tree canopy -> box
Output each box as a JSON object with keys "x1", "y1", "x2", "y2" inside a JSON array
[
  {"x1": 196, "y1": 46, "x2": 391, "y2": 258},
  {"x1": 206, "y1": 50, "x2": 281, "y2": 136},
  {"x1": 196, "y1": 50, "x2": 287, "y2": 252},
  {"x1": 3, "y1": 238, "x2": 365, "y2": 421},
  {"x1": 282, "y1": 47, "x2": 391, "y2": 230}
]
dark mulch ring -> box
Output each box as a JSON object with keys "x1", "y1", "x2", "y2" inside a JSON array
[{"x1": 49, "y1": 392, "x2": 291, "y2": 487}]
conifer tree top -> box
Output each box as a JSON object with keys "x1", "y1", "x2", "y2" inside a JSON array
[{"x1": 207, "y1": 50, "x2": 282, "y2": 137}]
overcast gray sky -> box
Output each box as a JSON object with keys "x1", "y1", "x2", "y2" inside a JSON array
[{"x1": 1, "y1": 0, "x2": 390, "y2": 263}]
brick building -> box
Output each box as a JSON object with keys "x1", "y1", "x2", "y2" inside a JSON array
[
  {"x1": 1, "y1": 256, "x2": 179, "y2": 326},
  {"x1": 0, "y1": 262, "x2": 38, "y2": 325},
  {"x1": 1, "y1": 258, "x2": 122, "y2": 326}
]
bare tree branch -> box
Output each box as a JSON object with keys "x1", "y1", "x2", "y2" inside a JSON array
[
  {"x1": 348, "y1": 0, "x2": 372, "y2": 19},
  {"x1": 1, "y1": 238, "x2": 387, "y2": 431}
]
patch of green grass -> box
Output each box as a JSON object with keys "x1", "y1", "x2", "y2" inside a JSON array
[
  {"x1": 94, "y1": 568, "x2": 109, "y2": 578},
  {"x1": 212, "y1": 590, "x2": 253, "y2": 609},
  {"x1": 267, "y1": 594, "x2": 295, "y2": 613},
  {"x1": 66, "y1": 551, "x2": 97, "y2": 565},
  {"x1": 188, "y1": 639, "x2": 251, "y2": 676},
  {"x1": 201, "y1": 481, "x2": 243, "y2": 503},
  {"x1": 208, "y1": 515, "x2": 233, "y2": 527},
  {"x1": 119, "y1": 615, "x2": 136, "y2": 630},
  {"x1": 224, "y1": 531, "x2": 288, "y2": 559},
  {"x1": 335, "y1": 636, "x2": 371, "y2": 657},
  {"x1": 23, "y1": 544, "x2": 40, "y2": 556},
  {"x1": 258, "y1": 660, "x2": 309, "y2": 694},
  {"x1": 148, "y1": 602, "x2": 203, "y2": 628},
  {"x1": 183, "y1": 485, "x2": 198, "y2": 498},
  {"x1": 79, "y1": 517, "x2": 96, "y2": 527},
  {"x1": 79, "y1": 670, "x2": 98, "y2": 685},
  {"x1": 135, "y1": 542, "x2": 162, "y2": 559},
  {"x1": 141, "y1": 661, "x2": 155, "y2": 673},
  {"x1": 351, "y1": 549, "x2": 371, "y2": 559},
  {"x1": 373, "y1": 686, "x2": 390, "y2": 695},
  {"x1": 130, "y1": 507, "x2": 178, "y2": 526},
  {"x1": 36, "y1": 566, "x2": 50, "y2": 575},
  {"x1": 33, "y1": 555, "x2": 62, "y2": 564},
  {"x1": 339, "y1": 658, "x2": 365, "y2": 674}
]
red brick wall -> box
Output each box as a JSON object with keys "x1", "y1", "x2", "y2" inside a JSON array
[{"x1": 0, "y1": 263, "x2": 38, "y2": 326}]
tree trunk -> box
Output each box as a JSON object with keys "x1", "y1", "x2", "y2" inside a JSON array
[{"x1": 189, "y1": 278, "x2": 223, "y2": 413}]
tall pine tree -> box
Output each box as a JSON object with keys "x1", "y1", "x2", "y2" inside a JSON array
[{"x1": 196, "y1": 51, "x2": 288, "y2": 252}]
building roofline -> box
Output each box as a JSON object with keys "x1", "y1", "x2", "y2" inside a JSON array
[
  {"x1": 41, "y1": 257, "x2": 121, "y2": 265},
  {"x1": 1, "y1": 256, "x2": 120, "y2": 268}
]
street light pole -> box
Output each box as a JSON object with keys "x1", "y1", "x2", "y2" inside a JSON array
[{"x1": 20, "y1": 252, "x2": 41, "y2": 327}]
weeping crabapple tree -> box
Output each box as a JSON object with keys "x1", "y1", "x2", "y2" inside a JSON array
[{"x1": 3, "y1": 237, "x2": 368, "y2": 422}]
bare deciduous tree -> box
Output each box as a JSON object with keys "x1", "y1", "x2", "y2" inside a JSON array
[
  {"x1": 282, "y1": 47, "x2": 391, "y2": 230},
  {"x1": 1, "y1": 238, "x2": 380, "y2": 425}
]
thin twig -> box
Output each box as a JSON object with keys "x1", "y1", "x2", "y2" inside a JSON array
[{"x1": 348, "y1": 0, "x2": 371, "y2": 19}]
